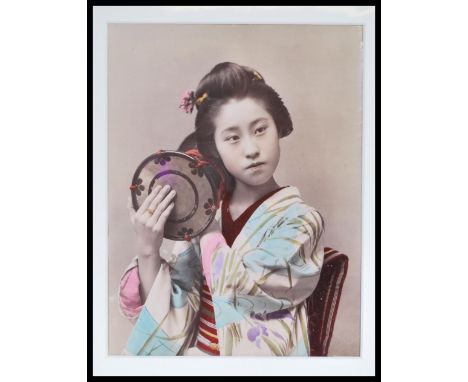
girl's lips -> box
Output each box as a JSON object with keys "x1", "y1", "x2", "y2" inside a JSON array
[{"x1": 246, "y1": 162, "x2": 266, "y2": 170}]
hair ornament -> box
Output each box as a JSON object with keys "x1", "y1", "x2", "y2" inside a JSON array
[
  {"x1": 179, "y1": 90, "x2": 208, "y2": 114},
  {"x1": 179, "y1": 90, "x2": 195, "y2": 113},
  {"x1": 252, "y1": 70, "x2": 263, "y2": 81},
  {"x1": 195, "y1": 92, "x2": 208, "y2": 106}
]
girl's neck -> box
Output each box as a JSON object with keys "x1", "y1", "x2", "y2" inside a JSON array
[{"x1": 230, "y1": 177, "x2": 280, "y2": 207}]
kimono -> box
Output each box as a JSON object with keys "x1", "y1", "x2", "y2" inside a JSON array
[{"x1": 118, "y1": 186, "x2": 324, "y2": 356}]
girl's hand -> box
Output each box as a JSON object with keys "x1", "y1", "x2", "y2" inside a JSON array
[{"x1": 127, "y1": 185, "x2": 176, "y2": 258}]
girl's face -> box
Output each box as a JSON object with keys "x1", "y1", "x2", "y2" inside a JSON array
[{"x1": 213, "y1": 97, "x2": 280, "y2": 188}]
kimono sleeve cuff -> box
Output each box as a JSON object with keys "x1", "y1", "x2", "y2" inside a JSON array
[{"x1": 119, "y1": 266, "x2": 144, "y2": 318}]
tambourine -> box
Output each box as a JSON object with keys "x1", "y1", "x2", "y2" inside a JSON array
[{"x1": 130, "y1": 150, "x2": 219, "y2": 241}]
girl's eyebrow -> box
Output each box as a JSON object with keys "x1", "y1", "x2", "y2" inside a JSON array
[{"x1": 221, "y1": 118, "x2": 268, "y2": 134}]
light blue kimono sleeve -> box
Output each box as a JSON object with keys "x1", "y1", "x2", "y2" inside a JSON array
[
  {"x1": 241, "y1": 207, "x2": 325, "y2": 306},
  {"x1": 124, "y1": 240, "x2": 203, "y2": 356}
]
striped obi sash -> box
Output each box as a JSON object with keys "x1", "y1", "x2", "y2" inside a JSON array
[{"x1": 195, "y1": 276, "x2": 220, "y2": 355}]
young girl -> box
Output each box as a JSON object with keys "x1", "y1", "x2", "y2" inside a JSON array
[{"x1": 118, "y1": 62, "x2": 325, "y2": 356}]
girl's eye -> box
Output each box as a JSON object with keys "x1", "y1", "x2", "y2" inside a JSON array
[
  {"x1": 225, "y1": 135, "x2": 239, "y2": 143},
  {"x1": 255, "y1": 126, "x2": 268, "y2": 134}
]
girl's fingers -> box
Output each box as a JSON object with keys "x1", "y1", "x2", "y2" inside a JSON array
[
  {"x1": 135, "y1": 184, "x2": 163, "y2": 217},
  {"x1": 145, "y1": 185, "x2": 173, "y2": 217},
  {"x1": 147, "y1": 189, "x2": 176, "y2": 227},
  {"x1": 153, "y1": 202, "x2": 175, "y2": 232}
]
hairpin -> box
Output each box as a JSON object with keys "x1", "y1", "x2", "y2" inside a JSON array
[
  {"x1": 195, "y1": 92, "x2": 208, "y2": 106},
  {"x1": 252, "y1": 71, "x2": 263, "y2": 81},
  {"x1": 179, "y1": 90, "x2": 195, "y2": 113},
  {"x1": 179, "y1": 91, "x2": 208, "y2": 114}
]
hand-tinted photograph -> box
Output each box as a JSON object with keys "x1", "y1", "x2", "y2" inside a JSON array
[{"x1": 107, "y1": 23, "x2": 363, "y2": 357}]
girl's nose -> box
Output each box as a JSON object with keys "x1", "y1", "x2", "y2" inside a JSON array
[{"x1": 243, "y1": 137, "x2": 260, "y2": 159}]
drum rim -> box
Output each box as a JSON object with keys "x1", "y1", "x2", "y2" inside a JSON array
[{"x1": 130, "y1": 150, "x2": 218, "y2": 240}]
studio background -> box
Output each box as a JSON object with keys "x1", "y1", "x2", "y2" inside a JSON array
[{"x1": 107, "y1": 24, "x2": 362, "y2": 356}]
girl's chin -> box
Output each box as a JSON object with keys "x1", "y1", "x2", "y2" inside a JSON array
[{"x1": 238, "y1": 175, "x2": 274, "y2": 187}]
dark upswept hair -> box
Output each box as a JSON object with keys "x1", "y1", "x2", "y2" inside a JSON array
[{"x1": 191, "y1": 62, "x2": 293, "y2": 193}]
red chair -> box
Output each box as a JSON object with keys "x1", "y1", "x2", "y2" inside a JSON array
[{"x1": 307, "y1": 247, "x2": 349, "y2": 356}]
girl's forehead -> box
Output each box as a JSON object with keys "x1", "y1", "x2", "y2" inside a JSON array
[{"x1": 214, "y1": 98, "x2": 271, "y2": 128}]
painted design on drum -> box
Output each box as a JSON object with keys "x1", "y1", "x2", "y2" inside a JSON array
[
  {"x1": 154, "y1": 154, "x2": 171, "y2": 166},
  {"x1": 203, "y1": 198, "x2": 215, "y2": 216},
  {"x1": 131, "y1": 178, "x2": 145, "y2": 196},
  {"x1": 188, "y1": 161, "x2": 204, "y2": 177}
]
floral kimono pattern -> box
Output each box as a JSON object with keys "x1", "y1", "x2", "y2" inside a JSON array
[{"x1": 119, "y1": 186, "x2": 324, "y2": 356}]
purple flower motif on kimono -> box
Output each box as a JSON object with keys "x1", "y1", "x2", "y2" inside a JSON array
[
  {"x1": 247, "y1": 326, "x2": 260, "y2": 342},
  {"x1": 247, "y1": 323, "x2": 268, "y2": 343}
]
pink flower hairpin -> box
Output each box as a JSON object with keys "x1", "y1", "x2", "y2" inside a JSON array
[
  {"x1": 179, "y1": 90, "x2": 195, "y2": 114},
  {"x1": 179, "y1": 90, "x2": 208, "y2": 114}
]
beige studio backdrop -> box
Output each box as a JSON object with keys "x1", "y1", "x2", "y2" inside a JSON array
[{"x1": 107, "y1": 24, "x2": 362, "y2": 356}]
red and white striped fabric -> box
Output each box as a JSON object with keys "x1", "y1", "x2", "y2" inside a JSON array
[{"x1": 195, "y1": 276, "x2": 220, "y2": 355}]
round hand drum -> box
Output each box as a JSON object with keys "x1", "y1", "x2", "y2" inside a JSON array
[{"x1": 130, "y1": 150, "x2": 218, "y2": 241}]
